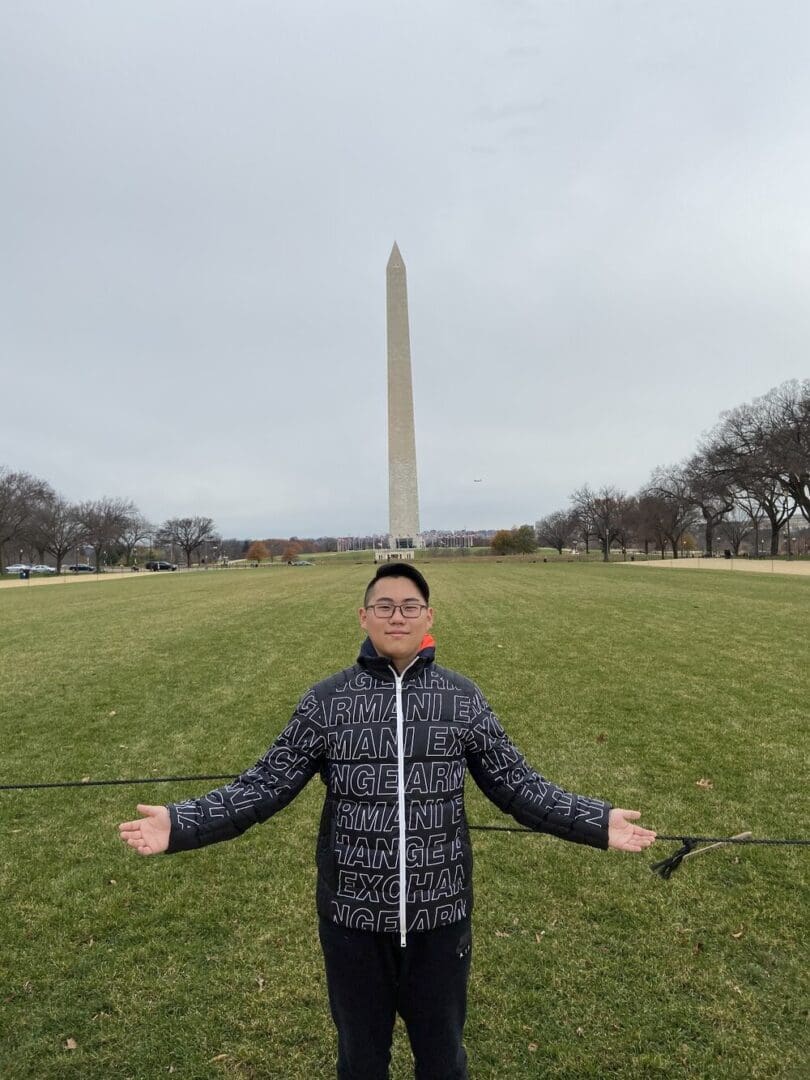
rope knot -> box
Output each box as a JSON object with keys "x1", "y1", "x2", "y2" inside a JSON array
[{"x1": 650, "y1": 837, "x2": 699, "y2": 879}]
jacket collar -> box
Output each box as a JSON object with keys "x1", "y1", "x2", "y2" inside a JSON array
[{"x1": 357, "y1": 634, "x2": 436, "y2": 679}]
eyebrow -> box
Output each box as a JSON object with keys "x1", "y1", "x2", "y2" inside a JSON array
[{"x1": 368, "y1": 595, "x2": 423, "y2": 603}]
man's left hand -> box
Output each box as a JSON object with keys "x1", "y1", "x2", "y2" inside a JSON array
[{"x1": 608, "y1": 808, "x2": 657, "y2": 852}]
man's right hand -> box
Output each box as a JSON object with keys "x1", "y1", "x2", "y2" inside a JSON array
[{"x1": 118, "y1": 804, "x2": 171, "y2": 856}]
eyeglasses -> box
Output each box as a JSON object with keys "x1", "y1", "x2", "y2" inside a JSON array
[{"x1": 365, "y1": 601, "x2": 427, "y2": 619}]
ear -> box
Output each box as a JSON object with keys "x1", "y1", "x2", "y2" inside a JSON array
[
  {"x1": 425, "y1": 606, "x2": 434, "y2": 629},
  {"x1": 358, "y1": 606, "x2": 368, "y2": 631}
]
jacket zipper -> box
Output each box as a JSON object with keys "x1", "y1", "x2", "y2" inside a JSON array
[{"x1": 392, "y1": 659, "x2": 417, "y2": 948}]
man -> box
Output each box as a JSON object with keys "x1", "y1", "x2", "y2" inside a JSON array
[{"x1": 119, "y1": 563, "x2": 655, "y2": 1079}]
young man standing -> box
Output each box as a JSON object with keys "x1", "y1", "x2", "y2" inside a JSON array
[{"x1": 119, "y1": 563, "x2": 655, "y2": 1079}]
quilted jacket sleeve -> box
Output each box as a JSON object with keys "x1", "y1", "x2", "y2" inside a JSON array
[
  {"x1": 463, "y1": 694, "x2": 611, "y2": 849},
  {"x1": 166, "y1": 689, "x2": 326, "y2": 853}
]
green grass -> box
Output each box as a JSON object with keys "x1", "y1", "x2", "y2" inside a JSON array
[{"x1": 1, "y1": 563, "x2": 808, "y2": 1078}]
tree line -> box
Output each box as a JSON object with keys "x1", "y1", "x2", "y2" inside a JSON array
[
  {"x1": 5, "y1": 380, "x2": 806, "y2": 571},
  {"x1": 0, "y1": 474, "x2": 217, "y2": 572},
  {"x1": 535, "y1": 379, "x2": 809, "y2": 560}
]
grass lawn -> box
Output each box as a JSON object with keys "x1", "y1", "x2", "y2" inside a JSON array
[{"x1": 1, "y1": 562, "x2": 807, "y2": 1078}]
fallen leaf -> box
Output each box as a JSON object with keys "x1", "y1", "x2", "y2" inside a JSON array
[
  {"x1": 693, "y1": 942, "x2": 704, "y2": 955},
  {"x1": 695, "y1": 778, "x2": 713, "y2": 790},
  {"x1": 535, "y1": 932, "x2": 545, "y2": 943},
  {"x1": 596, "y1": 732, "x2": 608, "y2": 744},
  {"x1": 528, "y1": 1043, "x2": 538, "y2": 1052},
  {"x1": 65, "y1": 1038, "x2": 78, "y2": 1051},
  {"x1": 81, "y1": 776, "x2": 91, "y2": 784},
  {"x1": 256, "y1": 976, "x2": 266, "y2": 992},
  {"x1": 495, "y1": 930, "x2": 511, "y2": 938},
  {"x1": 109, "y1": 710, "x2": 117, "y2": 717},
  {"x1": 210, "y1": 1054, "x2": 229, "y2": 1062},
  {"x1": 731, "y1": 927, "x2": 745, "y2": 940},
  {"x1": 108, "y1": 879, "x2": 117, "y2": 886},
  {"x1": 576, "y1": 1027, "x2": 585, "y2": 1037}
]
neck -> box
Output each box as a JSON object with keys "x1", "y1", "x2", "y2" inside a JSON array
[{"x1": 389, "y1": 653, "x2": 418, "y2": 675}]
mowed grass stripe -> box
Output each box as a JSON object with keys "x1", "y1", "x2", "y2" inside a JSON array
[{"x1": 1, "y1": 562, "x2": 807, "y2": 1078}]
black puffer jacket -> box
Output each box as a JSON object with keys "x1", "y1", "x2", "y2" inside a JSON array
[{"x1": 166, "y1": 638, "x2": 611, "y2": 943}]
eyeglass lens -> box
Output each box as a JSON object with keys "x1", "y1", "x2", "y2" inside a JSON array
[{"x1": 370, "y1": 602, "x2": 425, "y2": 618}]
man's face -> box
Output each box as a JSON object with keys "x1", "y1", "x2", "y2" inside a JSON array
[{"x1": 359, "y1": 576, "x2": 434, "y2": 672}]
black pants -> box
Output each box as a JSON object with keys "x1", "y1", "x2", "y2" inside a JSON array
[{"x1": 318, "y1": 916, "x2": 472, "y2": 1080}]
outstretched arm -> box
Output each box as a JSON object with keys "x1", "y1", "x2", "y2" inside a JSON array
[
  {"x1": 119, "y1": 804, "x2": 170, "y2": 856},
  {"x1": 608, "y1": 808, "x2": 656, "y2": 852},
  {"x1": 118, "y1": 688, "x2": 327, "y2": 855},
  {"x1": 464, "y1": 700, "x2": 613, "y2": 848}
]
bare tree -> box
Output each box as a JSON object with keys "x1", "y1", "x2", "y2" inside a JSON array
[
  {"x1": 682, "y1": 454, "x2": 735, "y2": 556},
  {"x1": 704, "y1": 381, "x2": 808, "y2": 544},
  {"x1": 759, "y1": 380, "x2": 810, "y2": 522},
  {"x1": 718, "y1": 513, "x2": 752, "y2": 556},
  {"x1": 119, "y1": 513, "x2": 154, "y2": 567},
  {"x1": 743, "y1": 477, "x2": 794, "y2": 555},
  {"x1": 159, "y1": 516, "x2": 217, "y2": 568},
  {"x1": 634, "y1": 493, "x2": 669, "y2": 558},
  {"x1": 732, "y1": 489, "x2": 767, "y2": 557},
  {"x1": 570, "y1": 485, "x2": 632, "y2": 561},
  {"x1": 536, "y1": 510, "x2": 576, "y2": 554},
  {"x1": 644, "y1": 467, "x2": 700, "y2": 557},
  {"x1": 612, "y1": 495, "x2": 638, "y2": 558},
  {"x1": 569, "y1": 500, "x2": 594, "y2": 554},
  {"x1": 31, "y1": 495, "x2": 85, "y2": 573},
  {"x1": 79, "y1": 497, "x2": 138, "y2": 571},
  {"x1": 0, "y1": 467, "x2": 52, "y2": 571}
]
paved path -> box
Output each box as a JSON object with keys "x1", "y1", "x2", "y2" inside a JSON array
[
  {"x1": 0, "y1": 570, "x2": 172, "y2": 590},
  {"x1": 618, "y1": 557, "x2": 810, "y2": 577}
]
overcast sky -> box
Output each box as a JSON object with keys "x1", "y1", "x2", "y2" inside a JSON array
[{"x1": 2, "y1": 2, "x2": 809, "y2": 538}]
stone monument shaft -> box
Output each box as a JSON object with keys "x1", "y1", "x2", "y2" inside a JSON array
[{"x1": 386, "y1": 243, "x2": 420, "y2": 544}]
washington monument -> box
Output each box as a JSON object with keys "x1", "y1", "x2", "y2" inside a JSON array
[{"x1": 386, "y1": 242, "x2": 421, "y2": 552}]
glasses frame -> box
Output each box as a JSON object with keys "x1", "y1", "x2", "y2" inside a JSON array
[{"x1": 365, "y1": 601, "x2": 428, "y2": 619}]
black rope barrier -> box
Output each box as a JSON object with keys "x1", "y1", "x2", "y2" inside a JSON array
[
  {"x1": 2, "y1": 773, "x2": 808, "y2": 879},
  {"x1": 0, "y1": 774, "x2": 234, "y2": 790}
]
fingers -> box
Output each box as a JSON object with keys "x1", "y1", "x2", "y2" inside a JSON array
[
  {"x1": 118, "y1": 804, "x2": 170, "y2": 856},
  {"x1": 621, "y1": 827, "x2": 657, "y2": 851},
  {"x1": 118, "y1": 825, "x2": 158, "y2": 855},
  {"x1": 624, "y1": 836, "x2": 656, "y2": 851},
  {"x1": 608, "y1": 807, "x2": 657, "y2": 852}
]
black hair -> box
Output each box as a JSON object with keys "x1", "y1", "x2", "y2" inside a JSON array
[{"x1": 364, "y1": 562, "x2": 430, "y2": 606}]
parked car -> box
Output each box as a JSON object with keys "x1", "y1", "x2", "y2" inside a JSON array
[
  {"x1": 30, "y1": 564, "x2": 57, "y2": 574},
  {"x1": 67, "y1": 563, "x2": 95, "y2": 573},
  {"x1": 290, "y1": 559, "x2": 314, "y2": 566},
  {"x1": 4, "y1": 563, "x2": 31, "y2": 574},
  {"x1": 145, "y1": 560, "x2": 177, "y2": 571}
]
